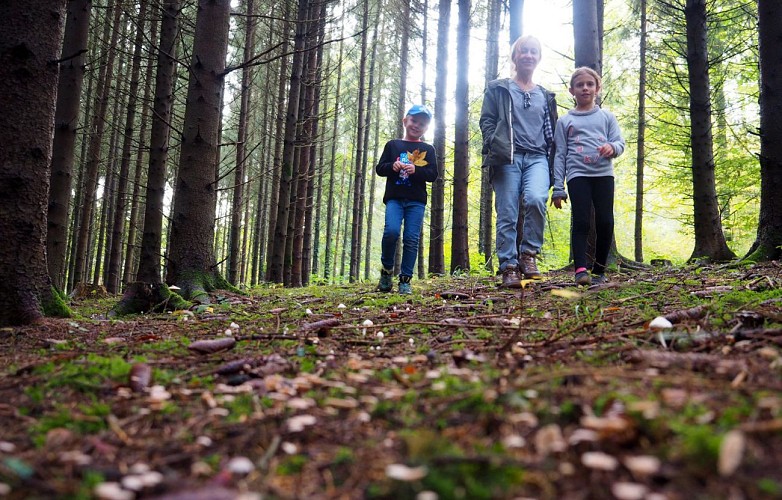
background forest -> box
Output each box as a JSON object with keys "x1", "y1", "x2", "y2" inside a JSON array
[{"x1": 42, "y1": 0, "x2": 766, "y2": 288}]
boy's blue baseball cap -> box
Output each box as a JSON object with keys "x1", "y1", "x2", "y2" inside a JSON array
[{"x1": 406, "y1": 104, "x2": 432, "y2": 120}]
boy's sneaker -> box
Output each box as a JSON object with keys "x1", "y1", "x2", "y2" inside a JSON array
[
  {"x1": 591, "y1": 274, "x2": 608, "y2": 285},
  {"x1": 398, "y1": 275, "x2": 412, "y2": 295},
  {"x1": 520, "y1": 252, "x2": 541, "y2": 279},
  {"x1": 575, "y1": 271, "x2": 591, "y2": 286},
  {"x1": 378, "y1": 268, "x2": 393, "y2": 292},
  {"x1": 500, "y1": 265, "x2": 522, "y2": 288}
]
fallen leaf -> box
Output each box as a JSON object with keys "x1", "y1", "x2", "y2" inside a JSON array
[
  {"x1": 385, "y1": 463, "x2": 428, "y2": 481},
  {"x1": 718, "y1": 430, "x2": 745, "y2": 476},
  {"x1": 129, "y1": 363, "x2": 152, "y2": 392},
  {"x1": 534, "y1": 424, "x2": 566, "y2": 457},
  {"x1": 611, "y1": 482, "x2": 648, "y2": 500},
  {"x1": 286, "y1": 414, "x2": 317, "y2": 432},
  {"x1": 581, "y1": 451, "x2": 619, "y2": 471},
  {"x1": 623, "y1": 455, "x2": 661, "y2": 477},
  {"x1": 551, "y1": 288, "x2": 582, "y2": 299},
  {"x1": 188, "y1": 337, "x2": 236, "y2": 354}
]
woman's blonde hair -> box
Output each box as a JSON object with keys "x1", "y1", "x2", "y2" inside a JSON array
[
  {"x1": 510, "y1": 35, "x2": 542, "y2": 63},
  {"x1": 569, "y1": 66, "x2": 602, "y2": 90}
]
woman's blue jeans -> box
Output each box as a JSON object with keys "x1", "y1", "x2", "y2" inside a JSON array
[
  {"x1": 492, "y1": 152, "x2": 549, "y2": 271},
  {"x1": 381, "y1": 199, "x2": 425, "y2": 278}
]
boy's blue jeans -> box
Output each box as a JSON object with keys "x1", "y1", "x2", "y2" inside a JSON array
[
  {"x1": 381, "y1": 199, "x2": 426, "y2": 278},
  {"x1": 492, "y1": 152, "x2": 549, "y2": 271}
]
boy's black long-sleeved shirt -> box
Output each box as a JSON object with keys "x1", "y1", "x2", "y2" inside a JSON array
[{"x1": 375, "y1": 139, "x2": 439, "y2": 205}]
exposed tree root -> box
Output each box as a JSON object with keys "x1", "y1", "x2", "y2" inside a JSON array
[{"x1": 111, "y1": 282, "x2": 189, "y2": 316}]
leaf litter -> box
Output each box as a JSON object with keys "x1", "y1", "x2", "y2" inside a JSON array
[{"x1": 0, "y1": 264, "x2": 781, "y2": 498}]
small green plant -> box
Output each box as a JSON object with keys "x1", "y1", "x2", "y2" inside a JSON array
[
  {"x1": 30, "y1": 401, "x2": 111, "y2": 447},
  {"x1": 277, "y1": 454, "x2": 308, "y2": 475}
]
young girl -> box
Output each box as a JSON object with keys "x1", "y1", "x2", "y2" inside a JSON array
[{"x1": 551, "y1": 67, "x2": 625, "y2": 286}]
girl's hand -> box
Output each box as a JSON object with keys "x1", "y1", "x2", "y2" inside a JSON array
[
  {"x1": 551, "y1": 197, "x2": 566, "y2": 209},
  {"x1": 597, "y1": 144, "x2": 614, "y2": 158},
  {"x1": 392, "y1": 160, "x2": 403, "y2": 172},
  {"x1": 404, "y1": 163, "x2": 415, "y2": 175}
]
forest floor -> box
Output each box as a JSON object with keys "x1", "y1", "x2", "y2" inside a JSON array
[{"x1": 1, "y1": 263, "x2": 782, "y2": 500}]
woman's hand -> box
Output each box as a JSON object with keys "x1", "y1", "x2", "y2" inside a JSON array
[{"x1": 551, "y1": 196, "x2": 566, "y2": 209}]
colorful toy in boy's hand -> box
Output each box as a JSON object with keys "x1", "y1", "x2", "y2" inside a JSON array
[{"x1": 399, "y1": 152, "x2": 410, "y2": 180}]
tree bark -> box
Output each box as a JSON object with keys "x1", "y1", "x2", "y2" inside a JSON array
[
  {"x1": 509, "y1": 0, "x2": 524, "y2": 44},
  {"x1": 480, "y1": 0, "x2": 501, "y2": 272},
  {"x1": 106, "y1": 0, "x2": 149, "y2": 293},
  {"x1": 450, "y1": 0, "x2": 471, "y2": 273},
  {"x1": 228, "y1": 0, "x2": 255, "y2": 286},
  {"x1": 428, "y1": 0, "x2": 450, "y2": 276},
  {"x1": 135, "y1": 0, "x2": 179, "y2": 285},
  {"x1": 71, "y1": 0, "x2": 122, "y2": 286},
  {"x1": 166, "y1": 0, "x2": 233, "y2": 301},
  {"x1": 746, "y1": 0, "x2": 782, "y2": 261},
  {"x1": 634, "y1": 0, "x2": 647, "y2": 263},
  {"x1": 323, "y1": 21, "x2": 345, "y2": 283},
  {"x1": 685, "y1": 0, "x2": 735, "y2": 262},
  {"x1": 349, "y1": 0, "x2": 370, "y2": 282},
  {"x1": 0, "y1": 0, "x2": 71, "y2": 326},
  {"x1": 47, "y1": 0, "x2": 91, "y2": 292},
  {"x1": 268, "y1": 0, "x2": 306, "y2": 284},
  {"x1": 122, "y1": 14, "x2": 159, "y2": 286}
]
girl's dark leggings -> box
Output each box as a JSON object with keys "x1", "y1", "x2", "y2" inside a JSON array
[{"x1": 567, "y1": 176, "x2": 614, "y2": 275}]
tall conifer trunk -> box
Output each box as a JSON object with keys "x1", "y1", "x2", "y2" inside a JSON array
[
  {"x1": 0, "y1": 0, "x2": 71, "y2": 325},
  {"x1": 165, "y1": 0, "x2": 233, "y2": 301},
  {"x1": 48, "y1": 0, "x2": 92, "y2": 292}
]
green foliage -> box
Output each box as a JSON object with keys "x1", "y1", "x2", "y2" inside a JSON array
[
  {"x1": 34, "y1": 354, "x2": 132, "y2": 392},
  {"x1": 368, "y1": 429, "x2": 526, "y2": 499},
  {"x1": 277, "y1": 454, "x2": 308, "y2": 475},
  {"x1": 30, "y1": 401, "x2": 111, "y2": 447}
]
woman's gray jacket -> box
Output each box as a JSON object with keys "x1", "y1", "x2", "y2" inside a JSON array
[{"x1": 479, "y1": 78, "x2": 558, "y2": 184}]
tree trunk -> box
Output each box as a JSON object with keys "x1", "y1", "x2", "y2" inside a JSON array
[
  {"x1": 480, "y1": 0, "x2": 501, "y2": 272},
  {"x1": 292, "y1": 2, "x2": 320, "y2": 287},
  {"x1": 450, "y1": 0, "x2": 471, "y2": 273},
  {"x1": 509, "y1": 0, "x2": 524, "y2": 43},
  {"x1": 123, "y1": 13, "x2": 158, "y2": 286},
  {"x1": 634, "y1": 0, "x2": 647, "y2": 263},
  {"x1": 47, "y1": 0, "x2": 91, "y2": 292},
  {"x1": 685, "y1": 0, "x2": 735, "y2": 262},
  {"x1": 349, "y1": 0, "x2": 370, "y2": 282},
  {"x1": 323, "y1": 21, "x2": 345, "y2": 283},
  {"x1": 0, "y1": 0, "x2": 71, "y2": 326},
  {"x1": 263, "y1": 7, "x2": 291, "y2": 282},
  {"x1": 228, "y1": 0, "x2": 255, "y2": 286},
  {"x1": 303, "y1": 1, "x2": 328, "y2": 286},
  {"x1": 428, "y1": 0, "x2": 450, "y2": 276},
  {"x1": 166, "y1": 0, "x2": 232, "y2": 301},
  {"x1": 106, "y1": 0, "x2": 149, "y2": 293},
  {"x1": 745, "y1": 0, "x2": 782, "y2": 261},
  {"x1": 135, "y1": 0, "x2": 179, "y2": 285},
  {"x1": 268, "y1": 0, "x2": 306, "y2": 284},
  {"x1": 361, "y1": 7, "x2": 380, "y2": 281},
  {"x1": 396, "y1": 0, "x2": 410, "y2": 140},
  {"x1": 574, "y1": 0, "x2": 601, "y2": 73},
  {"x1": 72, "y1": 0, "x2": 122, "y2": 286},
  {"x1": 114, "y1": 0, "x2": 186, "y2": 315}
]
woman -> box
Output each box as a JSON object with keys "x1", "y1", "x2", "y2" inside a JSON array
[{"x1": 480, "y1": 35, "x2": 558, "y2": 287}]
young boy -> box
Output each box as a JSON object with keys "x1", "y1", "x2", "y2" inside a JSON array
[{"x1": 376, "y1": 105, "x2": 439, "y2": 294}]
